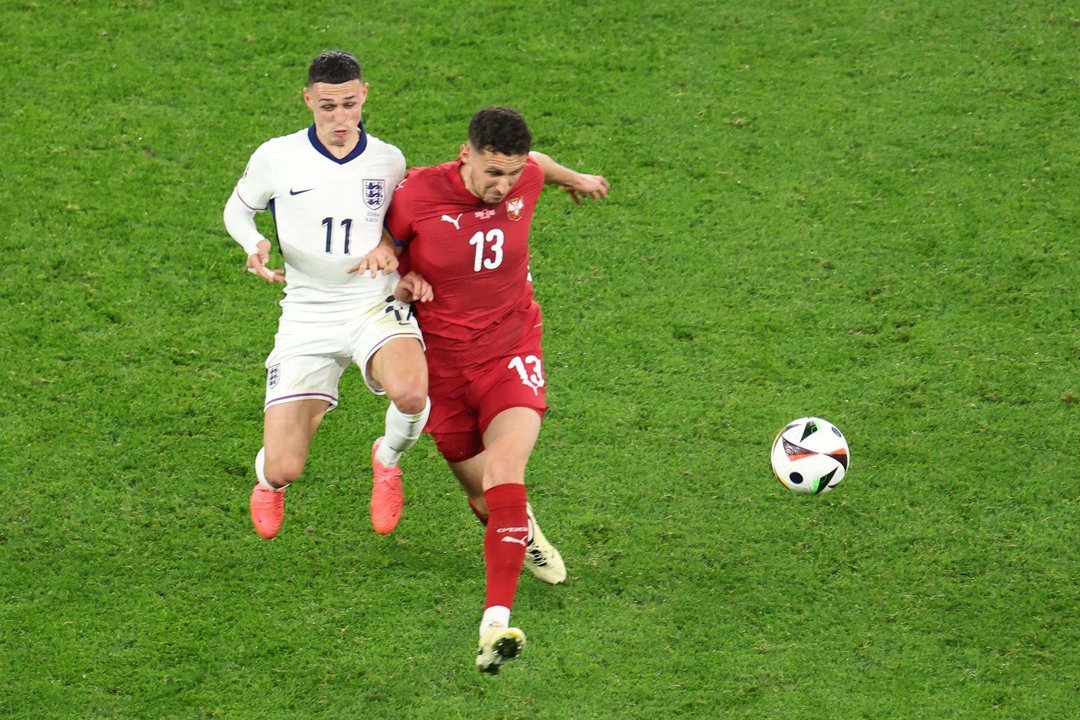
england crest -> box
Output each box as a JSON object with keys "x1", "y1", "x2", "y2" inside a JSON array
[{"x1": 363, "y1": 179, "x2": 386, "y2": 210}]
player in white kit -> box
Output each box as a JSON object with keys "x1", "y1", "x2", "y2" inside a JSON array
[{"x1": 223, "y1": 50, "x2": 431, "y2": 540}]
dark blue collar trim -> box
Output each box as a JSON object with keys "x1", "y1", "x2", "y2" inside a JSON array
[{"x1": 307, "y1": 123, "x2": 368, "y2": 164}]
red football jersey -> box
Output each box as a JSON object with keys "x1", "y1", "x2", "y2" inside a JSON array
[{"x1": 386, "y1": 157, "x2": 545, "y2": 359}]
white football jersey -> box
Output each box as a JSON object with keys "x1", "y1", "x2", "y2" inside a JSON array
[{"x1": 233, "y1": 125, "x2": 405, "y2": 315}]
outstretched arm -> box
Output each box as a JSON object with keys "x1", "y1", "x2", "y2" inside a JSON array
[{"x1": 529, "y1": 151, "x2": 610, "y2": 205}]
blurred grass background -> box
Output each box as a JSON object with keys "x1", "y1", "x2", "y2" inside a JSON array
[{"x1": 0, "y1": 1, "x2": 1076, "y2": 718}]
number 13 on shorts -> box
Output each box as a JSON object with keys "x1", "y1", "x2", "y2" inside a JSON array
[{"x1": 508, "y1": 355, "x2": 545, "y2": 396}]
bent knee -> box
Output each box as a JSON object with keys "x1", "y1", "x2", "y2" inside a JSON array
[{"x1": 387, "y1": 386, "x2": 429, "y2": 415}]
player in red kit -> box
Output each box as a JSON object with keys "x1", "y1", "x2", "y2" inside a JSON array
[{"x1": 380, "y1": 107, "x2": 609, "y2": 672}]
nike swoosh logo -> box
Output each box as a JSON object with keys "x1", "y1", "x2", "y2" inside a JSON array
[{"x1": 289, "y1": 188, "x2": 315, "y2": 196}]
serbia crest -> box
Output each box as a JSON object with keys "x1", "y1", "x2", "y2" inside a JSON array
[{"x1": 506, "y1": 196, "x2": 525, "y2": 222}]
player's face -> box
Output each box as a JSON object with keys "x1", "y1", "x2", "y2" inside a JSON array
[
  {"x1": 303, "y1": 80, "x2": 367, "y2": 151},
  {"x1": 459, "y1": 144, "x2": 529, "y2": 205}
]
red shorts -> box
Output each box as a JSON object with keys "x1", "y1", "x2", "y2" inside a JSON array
[{"x1": 425, "y1": 304, "x2": 548, "y2": 462}]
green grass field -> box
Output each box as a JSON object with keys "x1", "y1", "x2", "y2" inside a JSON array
[{"x1": 2, "y1": 1, "x2": 1077, "y2": 717}]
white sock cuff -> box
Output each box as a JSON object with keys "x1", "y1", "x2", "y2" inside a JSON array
[
  {"x1": 379, "y1": 398, "x2": 431, "y2": 467},
  {"x1": 255, "y1": 447, "x2": 288, "y2": 491},
  {"x1": 255, "y1": 448, "x2": 269, "y2": 486},
  {"x1": 393, "y1": 396, "x2": 431, "y2": 423},
  {"x1": 480, "y1": 605, "x2": 512, "y2": 636}
]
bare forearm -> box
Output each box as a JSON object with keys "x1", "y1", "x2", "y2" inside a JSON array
[
  {"x1": 529, "y1": 151, "x2": 576, "y2": 186},
  {"x1": 529, "y1": 151, "x2": 610, "y2": 204}
]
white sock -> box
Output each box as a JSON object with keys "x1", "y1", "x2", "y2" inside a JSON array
[
  {"x1": 480, "y1": 605, "x2": 512, "y2": 636},
  {"x1": 255, "y1": 447, "x2": 287, "y2": 491},
  {"x1": 376, "y1": 398, "x2": 430, "y2": 467}
]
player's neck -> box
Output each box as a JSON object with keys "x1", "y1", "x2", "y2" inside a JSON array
[
  {"x1": 318, "y1": 129, "x2": 360, "y2": 159},
  {"x1": 459, "y1": 163, "x2": 480, "y2": 200}
]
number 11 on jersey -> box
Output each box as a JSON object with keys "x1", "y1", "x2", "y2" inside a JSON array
[{"x1": 322, "y1": 216, "x2": 353, "y2": 255}]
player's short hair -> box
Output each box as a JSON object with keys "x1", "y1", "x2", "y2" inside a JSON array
[
  {"x1": 468, "y1": 106, "x2": 532, "y2": 156},
  {"x1": 308, "y1": 50, "x2": 362, "y2": 85}
]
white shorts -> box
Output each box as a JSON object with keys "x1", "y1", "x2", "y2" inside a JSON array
[{"x1": 263, "y1": 296, "x2": 423, "y2": 411}]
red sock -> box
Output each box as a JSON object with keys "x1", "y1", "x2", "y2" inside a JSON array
[{"x1": 482, "y1": 483, "x2": 529, "y2": 610}]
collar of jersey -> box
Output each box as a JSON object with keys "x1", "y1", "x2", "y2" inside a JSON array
[
  {"x1": 448, "y1": 159, "x2": 480, "y2": 203},
  {"x1": 307, "y1": 123, "x2": 368, "y2": 164}
]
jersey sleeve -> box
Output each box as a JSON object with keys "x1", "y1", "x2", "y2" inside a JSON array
[
  {"x1": 389, "y1": 146, "x2": 407, "y2": 191},
  {"x1": 223, "y1": 191, "x2": 266, "y2": 256},
  {"x1": 385, "y1": 171, "x2": 418, "y2": 246},
  {"x1": 223, "y1": 142, "x2": 279, "y2": 255},
  {"x1": 232, "y1": 142, "x2": 276, "y2": 211}
]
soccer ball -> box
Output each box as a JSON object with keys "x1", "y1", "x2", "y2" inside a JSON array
[{"x1": 770, "y1": 417, "x2": 850, "y2": 494}]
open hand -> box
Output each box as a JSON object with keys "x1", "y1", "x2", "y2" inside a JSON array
[
  {"x1": 246, "y1": 239, "x2": 285, "y2": 283},
  {"x1": 348, "y1": 243, "x2": 399, "y2": 278},
  {"x1": 394, "y1": 271, "x2": 434, "y2": 303},
  {"x1": 562, "y1": 173, "x2": 610, "y2": 205}
]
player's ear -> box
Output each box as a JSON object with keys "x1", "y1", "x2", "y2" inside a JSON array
[
  {"x1": 458, "y1": 143, "x2": 470, "y2": 163},
  {"x1": 302, "y1": 86, "x2": 313, "y2": 110}
]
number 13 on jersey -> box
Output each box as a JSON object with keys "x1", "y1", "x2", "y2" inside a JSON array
[{"x1": 469, "y1": 229, "x2": 504, "y2": 272}]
